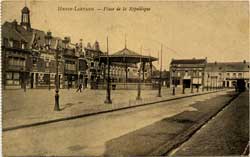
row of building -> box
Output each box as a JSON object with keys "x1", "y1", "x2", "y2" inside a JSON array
[
  {"x1": 169, "y1": 58, "x2": 249, "y2": 89},
  {"x1": 2, "y1": 6, "x2": 157, "y2": 89},
  {"x1": 2, "y1": 6, "x2": 249, "y2": 90}
]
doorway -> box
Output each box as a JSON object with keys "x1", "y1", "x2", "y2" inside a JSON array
[{"x1": 183, "y1": 79, "x2": 191, "y2": 88}]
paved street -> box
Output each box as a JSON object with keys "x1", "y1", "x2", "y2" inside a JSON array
[
  {"x1": 3, "y1": 90, "x2": 237, "y2": 156},
  {"x1": 3, "y1": 87, "x2": 201, "y2": 129},
  {"x1": 170, "y1": 91, "x2": 249, "y2": 156}
]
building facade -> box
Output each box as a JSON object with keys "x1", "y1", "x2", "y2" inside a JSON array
[
  {"x1": 169, "y1": 58, "x2": 207, "y2": 89},
  {"x1": 204, "y1": 61, "x2": 250, "y2": 89}
]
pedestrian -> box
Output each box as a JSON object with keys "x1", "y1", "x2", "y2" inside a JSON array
[{"x1": 76, "y1": 83, "x2": 82, "y2": 92}]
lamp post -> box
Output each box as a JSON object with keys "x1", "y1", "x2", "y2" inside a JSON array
[
  {"x1": 202, "y1": 72, "x2": 204, "y2": 92},
  {"x1": 172, "y1": 67, "x2": 176, "y2": 95},
  {"x1": 197, "y1": 71, "x2": 199, "y2": 92},
  {"x1": 210, "y1": 76, "x2": 213, "y2": 91},
  {"x1": 207, "y1": 73, "x2": 209, "y2": 91},
  {"x1": 191, "y1": 70, "x2": 194, "y2": 93},
  {"x1": 45, "y1": 31, "x2": 60, "y2": 111},
  {"x1": 157, "y1": 44, "x2": 162, "y2": 97},
  {"x1": 136, "y1": 46, "x2": 142, "y2": 100},
  {"x1": 105, "y1": 37, "x2": 112, "y2": 104},
  {"x1": 182, "y1": 82, "x2": 185, "y2": 94}
]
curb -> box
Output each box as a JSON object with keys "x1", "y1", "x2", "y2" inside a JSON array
[
  {"x1": 149, "y1": 91, "x2": 240, "y2": 156},
  {"x1": 3, "y1": 89, "x2": 226, "y2": 132}
]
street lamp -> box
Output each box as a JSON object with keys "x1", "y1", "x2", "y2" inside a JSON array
[
  {"x1": 104, "y1": 37, "x2": 112, "y2": 104},
  {"x1": 182, "y1": 71, "x2": 186, "y2": 94},
  {"x1": 191, "y1": 69, "x2": 194, "y2": 93},
  {"x1": 157, "y1": 45, "x2": 162, "y2": 97},
  {"x1": 202, "y1": 72, "x2": 204, "y2": 92},
  {"x1": 197, "y1": 70, "x2": 199, "y2": 92},
  {"x1": 207, "y1": 73, "x2": 209, "y2": 91},
  {"x1": 136, "y1": 46, "x2": 142, "y2": 100},
  {"x1": 45, "y1": 31, "x2": 60, "y2": 111},
  {"x1": 172, "y1": 67, "x2": 176, "y2": 95}
]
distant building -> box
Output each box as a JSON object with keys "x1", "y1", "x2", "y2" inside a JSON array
[
  {"x1": 205, "y1": 61, "x2": 250, "y2": 88},
  {"x1": 169, "y1": 58, "x2": 207, "y2": 89}
]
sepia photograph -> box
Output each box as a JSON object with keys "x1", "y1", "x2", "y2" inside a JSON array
[{"x1": 1, "y1": 0, "x2": 249, "y2": 156}]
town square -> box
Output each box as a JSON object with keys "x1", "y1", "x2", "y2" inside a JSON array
[{"x1": 1, "y1": 1, "x2": 249, "y2": 156}]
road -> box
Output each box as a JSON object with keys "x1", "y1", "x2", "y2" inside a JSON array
[
  {"x1": 3, "y1": 90, "x2": 238, "y2": 156},
  {"x1": 170, "y1": 91, "x2": 249, "y2": 156}
]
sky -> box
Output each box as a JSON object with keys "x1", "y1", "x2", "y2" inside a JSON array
[{"x1": 1, "y1": 0, "x2": 249, "y2": 70}]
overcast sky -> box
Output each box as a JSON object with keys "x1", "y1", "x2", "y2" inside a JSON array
[{"x1": 2, "y1": 0, "x2": 249, "y2": 69}]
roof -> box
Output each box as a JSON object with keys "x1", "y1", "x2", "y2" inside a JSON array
[
  {"x1": 112, "y1": 47, "x2": 141, "y2": 56},
  {"x1": 2, "y1": 22, "x2": 28, "y2": 43},
  {"x1": 206, "y1": 62, "x2": 250, "y2": 72},
  {"x1": 171, "y1": 58, "x2": 207, "y2": 65},
  {"x1": 22, "y1": 6, "x2": 30, "y2": 13}
]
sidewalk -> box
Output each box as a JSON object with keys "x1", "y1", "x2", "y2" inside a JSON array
[{"x1": 3, "y1": 87, "x2": 226, "y2": 131}]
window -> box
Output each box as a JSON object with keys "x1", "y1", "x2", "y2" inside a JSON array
[
  {"x1": 21, "y1": 43, "x2": 25, "y2": 49},
  {"x1": 9, "y1": 40, "x2": 13, "y2": 47},
  {"x1": 238, "y1": 73, "x2": 242, "y2": 78},
  {"x1": 46, "y1": 62, "x2": 49, "y2": 68},
  {"x1": 8, "y1": 57, "x2": 13, "y2": 65},
  {"x1": 6, "y1": 72, "x2": 13, "y2": 79},
  {"x1": 3, "y1": 38, "x2": 8, "y2": 47},
  {"x1": 13, "y1": 73, "x2": 20, "y2": 79},
  {"x1": 227, "y1": 73, "x2": 230, "y2": 77},
  {"x1": 13, "y1": 40, "x2": 20, "y2": 48},
  {"x1": 233, "y1": 73, "x2": 236, "y2": 77}
]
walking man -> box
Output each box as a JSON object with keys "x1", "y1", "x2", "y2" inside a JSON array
[{"x1": 76, "y1": 83, "x2": 82, "y2": 92}]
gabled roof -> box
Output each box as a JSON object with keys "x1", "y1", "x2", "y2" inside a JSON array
[
  {"x1": 206, "y1": 62, "x2": 250, "y2": 72},
  {"x1": 171, "y1": 58, "x2": 207, "y2": 65}
]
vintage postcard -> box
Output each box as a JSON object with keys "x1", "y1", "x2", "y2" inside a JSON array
[{"x1": 1, "y1": 0, "x2": 249, "y2": 156}]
